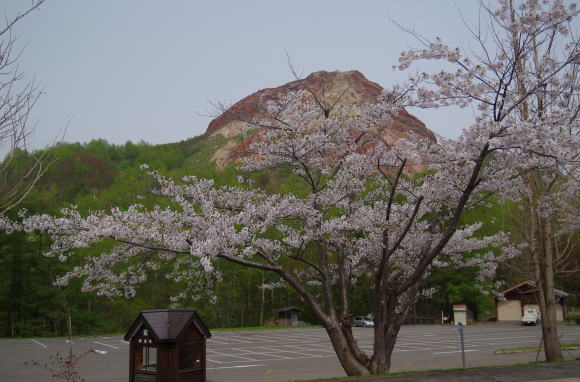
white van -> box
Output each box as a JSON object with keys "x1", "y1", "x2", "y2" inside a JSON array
[{"x1": 521, "y1": 309, "x2": 539, "y2": 326}]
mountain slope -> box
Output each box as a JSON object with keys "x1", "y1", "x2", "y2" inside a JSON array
[{"x1": 206, "y1": 70, "x2": 435, "y2": 169}]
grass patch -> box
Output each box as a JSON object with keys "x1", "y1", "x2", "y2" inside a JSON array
[
  {"x1": 290, "y1": 359, "x2": 580, "y2": 381},
  {"x1": 495, "y1": 343, "x2": 580, "y2": 354}
]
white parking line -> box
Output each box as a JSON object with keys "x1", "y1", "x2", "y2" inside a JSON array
[
  {"x1": 207, "y1": 350, "x2": 258, "y2": 361},
  {"x1": 251, "y1": 334, "x2": 320, "y2": 343},
  {"x1": 247, "y1": 335, "x2": 293, "y2": 343},
  {"x1": 212, "y1": 337, "x2": 253, "y2": 344},
  {"x1": 260, "y1": 346, "x2": 322, "y2": 358},
  {"x1": 281, "y1": 344, "x2": 336, "y2": 354},
  {"x1": 432, "y1": 349, "x2": 480, "y2": 354},
  {"x1": 239, "y1": 351, "x2": 291, "y2": 360},
  {"x1": 208, "y1": 339, "x2": 229, "y2": 344},
  {"x1": 210, "y1": 364, "x2": 265, "y2": 369},
  {"x1": 94, "y1": 341, "x2": 119, "y2": 349},
  {"x1": 30, "y1": 339, "x2": 47, "y2": 348}
]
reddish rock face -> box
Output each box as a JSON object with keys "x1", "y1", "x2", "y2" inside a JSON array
[{"x1": 206, "y1": 70, "x2": 435, "y2": 168}]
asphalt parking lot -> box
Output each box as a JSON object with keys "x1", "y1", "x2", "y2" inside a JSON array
[{"x1": 1, "y1": 324, "x2": 579, "y2": 382}]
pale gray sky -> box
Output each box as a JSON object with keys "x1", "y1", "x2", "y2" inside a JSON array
[{"x1": 5, "y1": 0, "x2": 484, "y2": 150}]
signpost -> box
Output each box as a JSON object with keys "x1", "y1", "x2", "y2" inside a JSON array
[{"x1": 457, "y1": 322, "x2": 466, "y2": 368}]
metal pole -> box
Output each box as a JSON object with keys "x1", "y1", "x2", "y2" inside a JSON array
[
  {"x1": 458, "y1": 322, "x2": 466, "y2": 368},
  {"x1": 535, "y1": 332, "x2": 543, "y2": 363}
]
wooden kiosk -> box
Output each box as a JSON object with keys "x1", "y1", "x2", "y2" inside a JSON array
[{"x1": 124, "y1": 309, "x2": 211, "y2": 382}]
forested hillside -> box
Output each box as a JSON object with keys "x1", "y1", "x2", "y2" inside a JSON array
[{"x1": 0, "y1": 135, "x2": 305, "y2": 337}]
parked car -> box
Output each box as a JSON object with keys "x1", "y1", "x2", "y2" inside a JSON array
[
  {"x1": 353, "y1": 316, "x2": 374, "y2": 327},
  {"x1": 521, "y1": 308, "x2": 539, "y2": 326}
]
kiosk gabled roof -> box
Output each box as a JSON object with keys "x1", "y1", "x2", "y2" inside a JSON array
[{"x1": 124, "y1": 308, "x2": 211, "y2": 342}]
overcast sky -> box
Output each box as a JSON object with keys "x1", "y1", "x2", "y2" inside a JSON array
[{"x1": 5, "y1": 0, "x2": 486, "y2": 151}]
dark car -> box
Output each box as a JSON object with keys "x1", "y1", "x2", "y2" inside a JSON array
[{"x1": 353, "y1": 316, "x2": 374, "y2": 327}]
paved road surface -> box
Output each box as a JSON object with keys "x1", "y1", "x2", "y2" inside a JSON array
[{"x1": 1, "y1": 324, "x2": 579, "y2": 382}]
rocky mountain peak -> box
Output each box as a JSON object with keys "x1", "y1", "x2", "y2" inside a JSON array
[{"x1": 206, "y1": 70, "x2": 435, "y2": 169}]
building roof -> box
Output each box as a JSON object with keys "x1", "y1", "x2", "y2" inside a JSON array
[
  {"x1": 499, "y1": 280, "x2": 570, "y2": 298},
  {"x1": 124, "y1": 308, "x2": 211, "y2": 342},
  {"x1": 275, "y1": 306, "x2": 303, "y2": 312}
]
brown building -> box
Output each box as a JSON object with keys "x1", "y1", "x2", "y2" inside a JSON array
[
  {"x1": 124, "y1": 309, "x2": 211, "y2": 382},
  {"x1": 275, "y1": 306, "x2": 302, "y2": 326},
  {"x1": 495, "y1": 281, "x2": 569, "y2": 322}
]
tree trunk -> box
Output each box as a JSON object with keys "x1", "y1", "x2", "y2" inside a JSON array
[
  {"x1": 537, "y1": 219, "x2": 563, "y2": 361},
  {"x1": 64, "y1": 294, "x2": 73, "y2": 338},
  {"x1": 369, "y1": 289, "x2": 410, "y2": 374},
  {"x1": 259, "y1": 274, "x2": 265, "y2": 326},
  {"x1": 10, "y1": 313, "x2": 15, "y2": 338},
  {"x1": 526, "y1": 178, "x2": 563, "y2": 362},
  {"x1": 382, "y1": 323, "x2": 400, "y2": 372},
  {"x1": 246, "y1": 277, "x2": 251, "y2": 325},
  {"x1": 325, "y1": 323, "x2": 370, "y2": 376},
  {"x1": 369, "y1": 320, "x2": 401, "y2": 374}
]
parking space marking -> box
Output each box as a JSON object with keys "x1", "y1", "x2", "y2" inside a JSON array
[
  {"x1": 210, "y1": 364, "x2": 265, "y2": 369},
  {"x1": 259, "y1": 346, "x2": 324, "y2": 358},
  {"x1": 211, "y1": 336, "x2": 253, "y2": 344},
  {"x1": 94, "y1": 341, "x2": 119, "y2": 349},
  {"x1": 289, "y1": 347, "x2": 336, "y2": 354},
  {"x1": 230, "y1": 348, "x2": 292, "y2": 360},
  {"x1": 396, "y1": 342, "x2": 456, "y2": 350},
  {"x1": 0, "y1": 340, "x2": 47, "y2": 351},
  {"x1": 397, "y1": 346, "x2": 437, "y2": 351},
  {"x1": 30, "y1": 339, "x2": 47, "y2": 348},
  {"x1": 432, "y1": 349, "x2": 480, "y2": 354},
  {"x1": 208, "y1": 356, "x2": 260, "y2": 363},
  {"x1": 208, "y1": 339, "x2": 229, "y2": 344},
  {"x1": 248, "y1": 334, "x2": 321, "y2": 343},
  {"x1": 207, "y1": 350, "x2": 259, "y2": 362}
]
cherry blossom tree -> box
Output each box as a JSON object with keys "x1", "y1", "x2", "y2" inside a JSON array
[
  {"x1": 395, "y1": 0, "x2": 579, "y2": 362},
  {"x1": 11, "y1": 0, "x2": 578, "y2": 376},
  {"x1": 18, "y1": 88, "x2": 520, "y2": 376}
]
